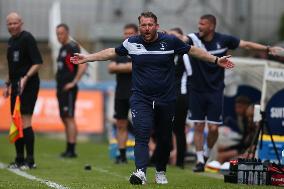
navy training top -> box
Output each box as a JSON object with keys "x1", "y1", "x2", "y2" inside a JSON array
[
  {"x1": 115, "y1": 32, "x2": 191, "y2": 102},
  {"x1": 187, "y1": 32, "x2": 240, "y2": 92}
]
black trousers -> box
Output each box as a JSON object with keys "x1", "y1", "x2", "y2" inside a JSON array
[{"x1": 173, "y1": 93, "x2": 189, "y2": 167}]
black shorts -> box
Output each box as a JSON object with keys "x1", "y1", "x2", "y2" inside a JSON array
[
  {"x1": 188, "y1": 89, "x2": 223, "y2": 124},
  {"x1": 57, "y1": 86, "x2": 78, "y2": 118},
  {"x1": 10, "y1": 78, "x2": 40, "y2": 115},
  {"x1": 114, "y1": 98, "x2": 130, "y2": 119}
]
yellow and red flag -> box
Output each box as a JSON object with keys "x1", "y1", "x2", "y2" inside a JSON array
[{"x1": 9, "y1": 96, "x2": 23, "y2": 143}]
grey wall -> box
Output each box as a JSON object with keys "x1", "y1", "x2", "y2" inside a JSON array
[
  {"x1": 0, "y1": 0, "x2": 283, "y2": 42},
  {"x1": 1, "y1": 0, "x2": 283, "y2": 81}
]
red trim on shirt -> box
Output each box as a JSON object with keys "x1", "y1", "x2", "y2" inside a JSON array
[{"x1": 65, "y1": 53, "x2": 74, "y2": 73}]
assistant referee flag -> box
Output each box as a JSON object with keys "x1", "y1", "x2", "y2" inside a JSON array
[{"x1": 9, "y1": 96, "x2": 23, "y2": 143}]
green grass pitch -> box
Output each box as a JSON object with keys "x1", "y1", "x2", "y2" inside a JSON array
[{"x1": 0, "y1": 134, "x2": 277, "y2": 189}]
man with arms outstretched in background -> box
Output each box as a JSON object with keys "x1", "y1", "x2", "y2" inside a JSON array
[{"x1": 187, "y1": 14, "x2": 283, "y2": 172}]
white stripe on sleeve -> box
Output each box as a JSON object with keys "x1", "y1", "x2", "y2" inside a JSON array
[{"x1": 183, "y1": 54, "x2": 192, "y2": 76}]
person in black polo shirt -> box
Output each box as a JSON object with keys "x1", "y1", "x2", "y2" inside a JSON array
[
  {"x1": 108, "y1": 23, "x2": 138, "y2": 164},
  {"x1": 56, "y1": 23, "x2": 87, "y2": 158},
  {"x1": 3, "y1": 12, "x2": 42, "y2": 169}
]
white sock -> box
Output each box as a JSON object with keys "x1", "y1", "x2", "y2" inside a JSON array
[
  {"x1": 196, "y1": 151, "x2": 204, "y2": 163},
  {"x1": 204, "y1": 148, "x2": 211, "y2": 158}
]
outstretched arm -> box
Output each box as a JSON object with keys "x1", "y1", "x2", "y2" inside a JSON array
[
  {"x1": 239, "y1": 40, "x2": 284, "y2": 55},
  {"x1": 188, "y1": 46, "x2": 234, "y2": 69},
  {"x1": 70, "y1": 48, "x2": 117, "y2": 64}
]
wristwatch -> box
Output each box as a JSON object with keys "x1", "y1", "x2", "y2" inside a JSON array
[{"x1": 214, "y1": 57, "x2": 219, "y2": 64}]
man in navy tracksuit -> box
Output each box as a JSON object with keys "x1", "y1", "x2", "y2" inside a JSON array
[
  {"x1": 71, "y1": 11, "x2": 234, "y2": 185},
  {"x1": 187, "y1": 14, "x2": 283, "y2": 173}
]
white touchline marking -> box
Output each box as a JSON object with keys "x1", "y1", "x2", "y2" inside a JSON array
[
  {"x1": 93, "y1": 167, "x2": 129, "y2": 180},
  {"x1": 0, "y1": 162, "x2": 70, "y2": 189}
]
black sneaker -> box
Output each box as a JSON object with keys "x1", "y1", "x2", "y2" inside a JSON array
[
  {"x1": 115, "y1": 156, "x2": 127, "y2": 164},
  {"x1": 60, "y1": 151, "x2": 77, "y2": 158},
  {"x1": 193, "y1": 162, "x2": 205, "y2": 172}
]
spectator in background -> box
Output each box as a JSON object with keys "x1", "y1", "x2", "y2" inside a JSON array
[
  {"x1": 224, "y1": 96, "x2": 251, "y2": 134},
  {"x1": 56, "y1": 23, "x2": 87, "y2": 158},
  {"x1": 3, "y1": 12, "x2": 42, "y2": 169},
  {"x1": 168, "y1": 27, "x2": 192, "y2": 169},
  {"x1": 108, "y1": 23, "x2": 138, "y2": 164},
  {"x1": 217, "y1": 97, "x2": 256, "y2": 163}
]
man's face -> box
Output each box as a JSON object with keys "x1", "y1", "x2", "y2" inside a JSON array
[
  {"x1": 6, "y1": 16, "x2": 22, "y2": 37},
  {"x1": 198, "y1": 18, "x2": 214, "y2": 38},
  {"x1": 139, "y1": 16, "x2": 159, "y2": 43},
  {"x1": 123, "y1": 28, "x2": 137, "y2": 39},
  {"x1": 56, "y1": 27, "x2": 69, "y2": 45},
  {"x1": 235, "y1": 103, "x2": 249, "y2": 116}
]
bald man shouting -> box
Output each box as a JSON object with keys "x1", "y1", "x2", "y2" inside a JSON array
[{"x1": 3, "y1": 12, "x2": 42, "y2": 169}]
